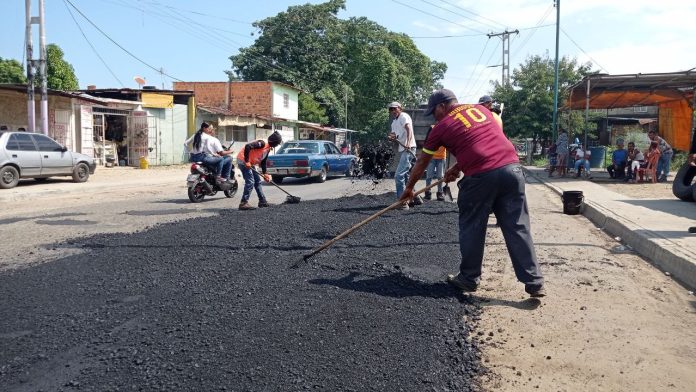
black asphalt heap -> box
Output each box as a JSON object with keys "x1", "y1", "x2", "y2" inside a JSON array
[
  {"x1": 0, "y1": 193, "x2": 484, "y2": 391},
  {"x1": 357, "y1": 142, "x2": 394, "y2": 179}
]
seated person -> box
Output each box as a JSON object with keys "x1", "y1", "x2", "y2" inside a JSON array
[
  {"x1": 574, "y1": 144, "x2": 592, "y2": 178},
  {"x1": 625, "y1": 141, "x2": 644, "y2": 183},
  {"x1": 606, "y1": 139, "x2": 627, "y2": 179},
  {"x1": 637, "y1": 141, "x2": 660, "y2": 182}
]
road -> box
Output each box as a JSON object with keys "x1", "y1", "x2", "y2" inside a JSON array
[{"x1": 1, "y1": 166, "x2": 695, "y2": 391}]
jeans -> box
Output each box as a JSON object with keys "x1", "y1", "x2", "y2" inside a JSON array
[
  {"x1": 574, "y1": 159, "x2": 591, "y2": 174},
  {"x1": 656, "y1": 150, "x2": 673, "y2": 179},
  {"x1": 456, "y1": 164, "x2": 543, "y2": 287},
  {"x1": 203, "y1": 156, "x2": 232, "y2": 179},
  {"x1": 426, "y1": 159, "x2": 444, "y2": 193},
  {"x1": 395, "y1": 148, "x2": 416, "y2": 198},
  {"x1": 238, "y1": 162, "x2": 266, "y2": 203},
  {"x1": 606, "y1": 162, "x2": 626, "y2": 178},
  {"x1": 189, "y1": 152, "x2": 205, "y2": 162}
]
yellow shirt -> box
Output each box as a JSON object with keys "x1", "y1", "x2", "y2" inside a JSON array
[{"x1": 433, "y1": 146, "x2": 446, "y2": 160}]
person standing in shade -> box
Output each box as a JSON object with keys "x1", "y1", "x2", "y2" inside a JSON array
[
  {"x1": 236, "y1": 131, "x2": 283, "y2": 210},
  {"x1": 387, "y1": 101, "x2": 422, "y2": 210},
  {"x1": 400, "y1": 89, "x2": 545, "y2": 298},
  {"x1": 648, "y1": 130, "x2": 673, "y2": 182},
  {"x1": 555, "y1": 129, "x2": 569, "y2": 177}
]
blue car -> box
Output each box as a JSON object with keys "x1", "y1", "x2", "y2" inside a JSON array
[{"x1": 266, "y1": 140, "x2": 357, "y2": 184}]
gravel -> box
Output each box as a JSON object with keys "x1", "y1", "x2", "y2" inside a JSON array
[{"x1": 0, "y1": 193, "x2": 484, "y2": 391}]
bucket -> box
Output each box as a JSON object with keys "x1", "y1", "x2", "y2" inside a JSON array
[
  {"x1": 562, "y1": 191, "x2": 583, "y2": 215},
  {"x1": 139, "y1": 156, "x2": 149, "y2": 170}
]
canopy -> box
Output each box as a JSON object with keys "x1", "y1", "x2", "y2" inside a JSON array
[{"x1": 565, "y1": 71, "x2": 696, "y2": 151}]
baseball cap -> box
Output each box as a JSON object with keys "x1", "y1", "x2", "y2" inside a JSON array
[
  {"x1": 387, "y1": 101, "x2": 402, "y2": 109},
  {"x1": 478, "y1": 95, "x2": 493, "y2": 104},
  {"x1": 424, "y1": 89, "x2": 457, "y2": 116}
]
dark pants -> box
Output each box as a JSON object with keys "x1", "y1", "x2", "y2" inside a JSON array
[
  {"x1": 203, "y1": 155, "x2": 232, "y2": 178},
  {"x1": 456, "y1": 164, "x2": 544, "y2": 286},
  {"x1": 606, "y1": 163, "x2": 626, "y2": 178},
  {"x1": 238, "y1": 163, "x2": 266, "y2": 203}
]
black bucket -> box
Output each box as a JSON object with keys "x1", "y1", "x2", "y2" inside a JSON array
[{"x1": 562, "y1": 191, "x2": 584, "y2": 215}]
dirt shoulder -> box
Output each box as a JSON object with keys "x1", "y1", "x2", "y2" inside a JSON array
[{"x1": 477, "y1": 181, "x2": 696, "y2": 391}]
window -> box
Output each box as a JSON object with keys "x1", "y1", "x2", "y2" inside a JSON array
[
  {"x1": 328, "y1": 143, "x2": 341, "y2": 154},
  {"x1": 277, "y1": 142, "x2": 319, "y2": 154},
  {"x1": 7, "y1": 133, "x2": 37, "y2": 151},
  {"x1": 633, "y1": 106, "x2": 648, "y2": 113},
  {"x1": 232, "y1": 129, "x2": 248, "y2": 143},
  {"x1": 324, "y1": 144, "x2": 333, "y2": 154},
  {"x1": 283, "y1": 93, "x2": 290, "y2": 108},
  {"x1": 31, "y1": 134, "x2": 63, "y2": 152}
]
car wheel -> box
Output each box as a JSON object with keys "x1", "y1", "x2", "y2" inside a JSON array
[
  {"x1": 346, "y1": 160, "x2": 356, "y2": 177},
  {"x1": 224, "y1": 181, "x2": 239, "y2": 198},
  {"x1": 0, "y1": 166, "x2": 20, "y2": 189},
  {"x1": 314, "y1": 166, "x2": 327, "y2": 183},
  {"x1": 672, "y1": 163, "x2": 696, "y2": 201},
  {"x1": 188, "y1": 186, "x2": 206, "y2": 203},
  {"x1": 272, "y1": 175, "x2": 284, "y2": 184},
  {"x1": 72, "y1": 163, "x2": 90, "y2": 183}
]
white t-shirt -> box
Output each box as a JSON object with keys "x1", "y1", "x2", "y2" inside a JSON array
[
  {"x1": 390, "y1": 112, "x2": 415, "y2": 151},
  {"x1": 575, "y1": 148, "x2": 591, "y2": 160},
  {"x1": 203, "y1": 135, "x2": 224, "y2": 155},
  {"x1": 184, "y1": 132, "x2": 215, "y2": 154}
]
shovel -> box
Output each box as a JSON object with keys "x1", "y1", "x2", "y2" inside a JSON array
[
  {"x1": 391, "y1": 138, "x2": 417, "y2": 158},
  {"x1": 292, "y1": 179, "x2": 446, "y2": 268},
  {"x1": 442, "y1": 183, "x2": 454, "y2": 202},
  {"x1": 251, "y1": 168, "x2": 301, "y2": 204}
]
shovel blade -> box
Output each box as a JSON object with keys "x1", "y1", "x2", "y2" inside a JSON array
[{"x1": 443, "y1": 184, "x2": 454, "y2": 202}]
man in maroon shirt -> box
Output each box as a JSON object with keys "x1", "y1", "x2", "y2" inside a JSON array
[{"x1": 399, "y1": 89, "x2": 545, "y2": 297}]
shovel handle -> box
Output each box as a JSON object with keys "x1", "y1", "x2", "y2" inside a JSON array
[
  {"x1": 299, "y1": 179, "x2": 446, "y2": 263},
  {"x1": 251, "y1": 167, "x2": 294, "y2": 198},
  {"x1": 390, "y1": 138, "x2": 417, "y2": 158}
]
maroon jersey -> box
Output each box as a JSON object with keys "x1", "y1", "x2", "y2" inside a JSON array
[{"x1": 423, "y1": 103, "x2": 518, "y2": 176}]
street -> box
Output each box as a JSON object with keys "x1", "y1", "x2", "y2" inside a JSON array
[{"x1": 1, "y1": 166, "x2": 695, "y2": 391}]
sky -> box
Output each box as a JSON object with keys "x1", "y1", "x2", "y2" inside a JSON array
[{"x1": 2, "y1": 0, "x2": 695, "y2": 106}]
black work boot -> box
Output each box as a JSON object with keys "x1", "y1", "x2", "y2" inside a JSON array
[
  {"x1": 258, "y1": 199, "x2": 270, "y2": 208},
  {"x1": 424, "y1": 191, "x2": 432, "y2": 200},
  {"x1": 239, "y1": 201, "x2": 256, "y2": 210},
  {"x1": 436, "y1": 192, "x2": 445, "y2": 201}
]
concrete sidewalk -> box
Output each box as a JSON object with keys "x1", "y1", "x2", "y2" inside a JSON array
[{"x1": 525, "y1": 166, "x2": 696, "y2": 290}]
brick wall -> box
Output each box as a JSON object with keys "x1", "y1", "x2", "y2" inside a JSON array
[
  {"x1": 229, "y1": 81, "x2": 272, "y2": 117},
  {"x1": 173, "y1": 82, "x2": 228, "y2": 109}
]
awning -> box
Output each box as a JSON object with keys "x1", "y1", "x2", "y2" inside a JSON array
[{"x1": 565, "y1": 71, "x2": 696, "y2": 151}]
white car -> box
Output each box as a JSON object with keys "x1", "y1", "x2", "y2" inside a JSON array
[{"x1": 0, "y1": 131, "x2": 96, "y2": 189}]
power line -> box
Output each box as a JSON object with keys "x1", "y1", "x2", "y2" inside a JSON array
[
  {"x1": 62, "y1": 0, "x2": 125, "y2": 87},
  {"x1": 460, "y1": 39, "x2": 490, "y2": 93},
  {"x1": 561, "y1": 27, "x2": 608, "y2": 73},
  {"x1": 460, "y1": 39, "x2": 500, "y2": 101},
  {"x1": 510, "y1": 5, "x2": 554, "y2": 61},
  {"x1": 390, "y1": 0, "x2": 486, "y2": 34},
  {"x1": 437, "y1": 0, "x2": 507, "y2": 30},
  {"x1": 419, "y1": 0, "x2": 498, "y2": 32},
  {"x1": 64, "y1": 0, "x2": 184, "y2": 81}
]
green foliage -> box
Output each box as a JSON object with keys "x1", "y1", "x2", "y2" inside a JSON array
[
  {"x1": 298, "y1": 93, "x2": 329, "y2": 124},
  {"x1": 492, "y1": 54, "x2": 593, "y2": 140},
  {"x1": 360, "y1": 108, "x2": 391, "y2": 142},
  {"x1": 0, "y1": 57, "x2": 27, "y2": 84},
  {"x1": 46, "y1": 44, "x2": 79, "y2": 90},
  {"x1": 227, "y1": 0, "x2": 446, "y2": 138}
]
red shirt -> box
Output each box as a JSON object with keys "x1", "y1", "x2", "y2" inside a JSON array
[{"x1": 423, "y1": 104, "x2": 518, "y2": 176}]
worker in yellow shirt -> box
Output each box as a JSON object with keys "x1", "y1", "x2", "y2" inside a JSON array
[{"x1": 425, "y1": 125, "x2": 448, "y2": 201}]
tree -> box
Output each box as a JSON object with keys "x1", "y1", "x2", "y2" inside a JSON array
[
  {"x1": 491, "y1": 54, "x2": 593, "y2": 142},
  {"x1": 46, "y1": 44, "x2": 79, "y2": 90},
  {"x1": 0, "y1": 57, "x2": 27, "y2": 84},
  {"x1": 227, "y1": 0, "x2": 446, "y2": 140},
  {"x1": 298, "y1": 93, "x2": 329, "y2": 124}
]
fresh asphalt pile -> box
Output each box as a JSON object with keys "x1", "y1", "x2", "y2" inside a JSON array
[
  {"x1": 0, "y1": 193, "x2": 485, "y2": 391},
  {"x1": 357, "y1": 142, "x2": 394, "y2": 179}
]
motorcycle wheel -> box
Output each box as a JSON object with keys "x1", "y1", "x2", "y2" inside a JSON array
[
  {"x1": 224, "y1": 181, "x2": 239, "y2": 198},
  {"x1": 188, "y1": 185, "x2": 206, "y2": 203}
]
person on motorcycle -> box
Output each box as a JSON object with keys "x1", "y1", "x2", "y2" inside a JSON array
[
  {"x1": 184, "y1": 122, "x2": 233, "y2": 184},
  {"x1": 236, "y1": 131, "x2": 282, "y2": 210}
]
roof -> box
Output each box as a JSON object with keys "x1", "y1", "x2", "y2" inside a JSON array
[
  {"x1": 565, "y1": 70, "x2": 696, "y2": 109},
  {"x1": 0, "y1": 83, "x2": 104, "y2": 104}
]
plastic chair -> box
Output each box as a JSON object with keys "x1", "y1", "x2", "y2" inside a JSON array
[{"x1": 638, "y1": 152, "x2": 660, "y2": 183}]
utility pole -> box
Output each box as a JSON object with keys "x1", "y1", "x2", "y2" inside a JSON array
[
  {"x1": 487, "y1": 29, "x2": 519, "y2": 86},
  {"x1": 552, "y1": 0, "x2": 561, "y2": 141},
  {"x1": 25, "y1": 0, "x2": 48, "y2": 135}
]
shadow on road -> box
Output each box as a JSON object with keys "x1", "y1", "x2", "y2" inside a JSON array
[
  {"x1": 308, "y1": 271, "x2": 470, "y2": 303},
  {"x1": 476, "y1": 296, "x2": 541, "y2": 310},
  {"x1": 0, "y1": 212, "x2": 88, "y2": 225}
]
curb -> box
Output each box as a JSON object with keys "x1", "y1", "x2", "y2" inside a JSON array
[{"x1": 524, "y1": 167, "x2": 696, "y2": 291}]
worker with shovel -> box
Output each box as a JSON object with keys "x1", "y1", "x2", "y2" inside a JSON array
[
  {"x1": 388, "y1": 101, "x2": 423, "y2": 210},
  {"x1": 236, "y1": 131, "x2": 283, "y2": 210},
  {"x1": 399, "y1": 89, "x2": 546, "y2": 298}
]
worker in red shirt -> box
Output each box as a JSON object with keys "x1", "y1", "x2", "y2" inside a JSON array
[
  {"x1": 236, "y1": 131, "x2": 283, "y2": 210},
  {"x1": 399, "y1": 89, "x2": 545, "y2": 297}
]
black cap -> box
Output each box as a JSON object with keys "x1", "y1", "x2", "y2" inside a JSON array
[
  {"x1": 478, "y1": 95, "x2": 493, "y2": 104},
  {"x1": 424, "y1": 89, "x2": 457, "y2": 116}
]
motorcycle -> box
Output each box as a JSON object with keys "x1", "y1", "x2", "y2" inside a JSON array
[{"x1": 186, "y1": 160, "x2": 239, "y2": 203}]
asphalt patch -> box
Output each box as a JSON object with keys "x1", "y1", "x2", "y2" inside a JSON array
[{"x1": 0, "y1": 193, "x2": 485, "y2": 391}]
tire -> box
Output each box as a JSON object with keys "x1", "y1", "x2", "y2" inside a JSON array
[
  {"x1": 224, "y1": 181, "x2": 239, "y2": 198},
  {"x1": 188, "y1": 186, "x2": 205, "y2": 203},
  {"x1": 0, "y1": 166, "x2": 20, "y2": 189},
  {"x1": 672, "y1": 163, "x2": 696, "y2": 201},
  {"x1": 314, "y1": 166, "x2": 327, "y2": 183},
  {"x1": 72, "y1": 163, "x2": 90, "y2": 183},
  {"x1": 272, "y1": 175, "x2": 284, "y2": 184},
  {"x1": 345, "y1": 160, "x2": 356, "y2": 177}
]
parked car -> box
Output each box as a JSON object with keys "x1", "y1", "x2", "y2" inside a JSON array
[
  {"x1": 266, "y1": 140, "x2": 357, "y2": 183},
  {"x1": 0, "y1": 131, "x2": 97, "y2": 189}
]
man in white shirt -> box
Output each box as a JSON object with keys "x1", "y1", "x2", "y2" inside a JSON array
[
  {"x1": 387, "y1": 101, "x2": 421, "y2": 209},
  {"x1": 573, "y1": 144, "x2": 592, "y2": 178}
]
